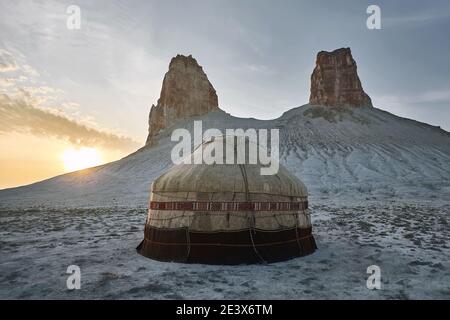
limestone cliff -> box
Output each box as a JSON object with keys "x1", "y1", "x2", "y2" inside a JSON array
[
  {"x1": 309, "y1": 48, "x2": 372, "y2": 108},
  {"x1": 146, "y1": 54, "x2": 219, "y2": 145}
]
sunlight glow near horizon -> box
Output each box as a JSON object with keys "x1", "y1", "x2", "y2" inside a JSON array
[{"x1": 61, "y1": 147, "x2": 102, "y2": 172}]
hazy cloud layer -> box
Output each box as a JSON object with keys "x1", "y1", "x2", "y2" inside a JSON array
[
  {"x1": 1, "y1": 0, "x2": 450, "y2": 132},
  {"x1": 0, "y1": 94, "x2": 140, "y2": 151}
]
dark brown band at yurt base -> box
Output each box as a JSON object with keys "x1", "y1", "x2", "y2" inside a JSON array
[{"x1": 137, "y1": 226, "x2": 317, "y2": 265}]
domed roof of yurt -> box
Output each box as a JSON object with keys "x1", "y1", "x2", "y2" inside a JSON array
[{"x1": 137, "y1": 135, "x2": 316, "y2": 264}]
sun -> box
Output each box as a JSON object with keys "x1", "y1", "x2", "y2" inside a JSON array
[{"x1": 62, "y1": 147, "x2": 102, "y2": 172}]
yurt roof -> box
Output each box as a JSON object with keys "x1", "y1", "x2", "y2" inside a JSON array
[{"x1": 153, "y1": 136, "x2": 307, "y2": 197}]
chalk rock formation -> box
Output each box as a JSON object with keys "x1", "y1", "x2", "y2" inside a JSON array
[
  {"x1": 309, "y1": 48, "x2": 372, "y2": 108},
  {"x1": 146, "y1": 54, "x2": 219, "y2": 145}
]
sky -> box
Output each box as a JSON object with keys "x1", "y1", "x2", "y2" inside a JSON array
[{"x1": 1, "y1": 0, "x2": 450, "y2": 189}]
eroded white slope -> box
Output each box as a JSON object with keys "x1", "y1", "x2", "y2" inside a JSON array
[
  {"x1": 0, "y1": 105, "x2": 449, "y2": 208},
  {"x1": 279, "y1": 106, "x2": 450, "y2": 200}
]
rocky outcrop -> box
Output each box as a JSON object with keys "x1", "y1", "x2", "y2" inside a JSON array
[
  {"x1": 146, "y1": 54, "x2": 219, "y2": 145},
  {"x1": 309, "y1": 48, "x2": 372, "y2": 108}
]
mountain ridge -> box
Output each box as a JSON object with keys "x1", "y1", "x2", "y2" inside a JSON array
[{"x1": 1, "y1": 103, "x2": 449, "y2": 208}]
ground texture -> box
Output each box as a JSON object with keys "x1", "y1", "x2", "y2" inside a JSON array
[{"x1": 1, "y1": 200, "x2": 448, "y2": 299}]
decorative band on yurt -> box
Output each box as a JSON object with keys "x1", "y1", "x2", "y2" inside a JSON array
[{"x1": 149, "y1": 201, "x2": 308, "y2": 211}]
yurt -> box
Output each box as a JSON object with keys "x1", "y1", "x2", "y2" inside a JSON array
[{"x1": 137, "y1": 135, "x2": 316, "y2": 264}]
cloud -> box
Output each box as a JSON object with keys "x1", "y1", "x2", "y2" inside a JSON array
[
  {"x1": 0, "y1": 49, "x2": 40, "y2": 80},
  {"x1": 239, "y1": 63, "x2": 273, "y2": 74},
  {"x1": 0, "y1": 48, "x2": 141, "y2": 152},
  {"x1": 21, "y1": 64, "x2": 40, "y2": 77},
  {"x1": 0, "y1": 78, "x2": 15, "y2": 87},
  {"x1": 383, "y1": 11, "x2": 450, "y2": 28},
  {"x1": 0, "y1": 49, "x2": 19, "y2": 72},
  {"x1": 0, "y1": 94, "x2": 140, "y2": 151},
  {"x1": 376, "y1": 89, "x2": 450, "y2": 108},
  {"x1": 419, "y1": 89, "x2": 450, "y2": 103}
]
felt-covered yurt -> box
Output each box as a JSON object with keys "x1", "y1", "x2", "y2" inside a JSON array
[{"x1": 137, "y1": 136, "x2": 316, "y2": 264}]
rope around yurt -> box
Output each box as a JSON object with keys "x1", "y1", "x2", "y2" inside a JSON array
[
  {"x1": 185, "y1": 223, "x2": 191, "y2": 263},
  {"x1": 239, "y1": 164, "x2": 267, "y2": 264},
  {"x1": 295, "y1": 212, "x2": 303, "y2": 256}
]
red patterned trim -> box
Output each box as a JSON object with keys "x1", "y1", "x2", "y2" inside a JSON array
[{"x1": 149, "y1": 200, "x2": 308, "y2": 211}]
